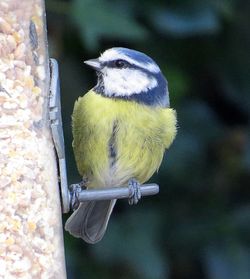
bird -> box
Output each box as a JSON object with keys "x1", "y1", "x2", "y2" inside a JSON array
[{"x1": 65, "y1": 47, "x2": 177, "y2": 244}]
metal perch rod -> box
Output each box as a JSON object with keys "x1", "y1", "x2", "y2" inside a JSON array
[{"x1": 77, "y1": 183, "x2": 159, "y2": 202}]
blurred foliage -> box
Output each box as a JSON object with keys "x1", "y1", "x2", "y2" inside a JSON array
[{"x1": 46, "y1": 0, "x2": 250, "y2": 278}]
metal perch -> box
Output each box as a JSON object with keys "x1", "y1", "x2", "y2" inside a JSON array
[{"x1": 76, "y1": 183, "x2": 159, "y2": 202}]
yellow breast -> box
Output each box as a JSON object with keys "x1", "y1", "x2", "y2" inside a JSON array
[{"x1": 72, "y1": 90, "x2": 177, "y2": 188}]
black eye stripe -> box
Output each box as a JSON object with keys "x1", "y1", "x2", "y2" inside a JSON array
[
  {"x1": 103, "y1": 60, "x2": 156, "y2": 76},
  {"x1": 105, "y1": 59, "x2": 129, "y2": 68},
  {"x1": 115, "y1": 59, "x2": 126, "y2": 68}
]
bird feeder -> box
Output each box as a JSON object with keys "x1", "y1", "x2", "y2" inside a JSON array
[{"x1": 0, "y1": 1, "x2": 66, "y2": 278}]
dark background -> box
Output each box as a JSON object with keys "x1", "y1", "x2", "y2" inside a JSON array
[{"x1": 46, "y1": 0, "x2": 250, "y2": 278}]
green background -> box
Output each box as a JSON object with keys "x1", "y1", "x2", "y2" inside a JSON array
[{"x1": 46, "y1": 0, "x2": 250, "y2": 278}]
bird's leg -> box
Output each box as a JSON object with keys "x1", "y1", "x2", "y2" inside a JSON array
[
  {"x1": 128, "y1": 178, "x2": 142, "y2": 205},
  {"x1": 69, "y1": 179, "x2": 87, "y2": 210}
]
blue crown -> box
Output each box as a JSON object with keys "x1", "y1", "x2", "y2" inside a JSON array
[{"x1": 114, "y1": 47, "x2": 157, "y2": 66}]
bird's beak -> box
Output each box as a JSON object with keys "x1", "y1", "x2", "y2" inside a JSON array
[{"x1": 84, "y1": 58, "x2": 102, "y2": 71}]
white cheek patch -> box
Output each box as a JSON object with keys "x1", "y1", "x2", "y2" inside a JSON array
[{"x1": 103, "y1": 68, "x2": 158, "y2": 96}]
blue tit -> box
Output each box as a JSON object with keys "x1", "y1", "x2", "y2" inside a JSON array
[{"x1": 65, "y1": 47, "x2": 177, "y2": 243}]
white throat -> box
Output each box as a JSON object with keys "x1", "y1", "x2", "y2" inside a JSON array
[{"x1": 102, "y1": 68, "x2": 158, "y2": 97}]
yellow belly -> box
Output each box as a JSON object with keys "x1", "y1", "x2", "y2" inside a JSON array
[{"x1": 72, "y1": 90, "x2": 177, "y2": 188}]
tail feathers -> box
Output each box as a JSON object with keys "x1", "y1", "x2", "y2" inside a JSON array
[{"x1": 65, "y1": 200, "x2": 116, "y2": 244}]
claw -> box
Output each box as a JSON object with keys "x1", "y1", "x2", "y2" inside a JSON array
[
  {"x1": 128, "y1": 178, "x2": 141, "y2": 205},
  {"x1": 69, "y1": 180, "x2": 87, "y2": 210}
]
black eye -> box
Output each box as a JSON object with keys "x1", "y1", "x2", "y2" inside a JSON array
[{"x1": 115, "y1": 60, "x2": 126, "y2": 68}]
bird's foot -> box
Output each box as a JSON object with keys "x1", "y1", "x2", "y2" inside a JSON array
[
  {"x1": 128, "y1": 178, "x2": 141, "y2": 205},
  {"x1": 69, "y1": 179, "x2": 87, "y2": 210}
]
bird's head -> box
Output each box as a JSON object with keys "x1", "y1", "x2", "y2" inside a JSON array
[{"x1": 84, "y1": 47, "x2": 169, "y2": 107}]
